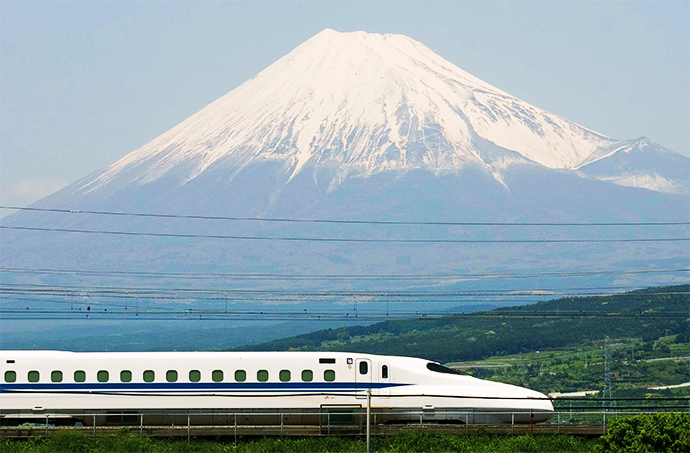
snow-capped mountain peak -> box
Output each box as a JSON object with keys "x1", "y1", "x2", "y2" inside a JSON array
[{"x1": 77, "y1": 29, "x2": 686, "y2": 196}]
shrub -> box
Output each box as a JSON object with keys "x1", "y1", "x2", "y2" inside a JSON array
[{"x1": 598, "y1": 412, "x2": 690, "y2": 452}]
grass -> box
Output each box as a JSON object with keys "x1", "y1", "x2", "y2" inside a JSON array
[{"x1": 1, "y1": 430, "x2": 599, "y2": 452}]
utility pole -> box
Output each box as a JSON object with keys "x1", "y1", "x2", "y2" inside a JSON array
[{"x1": 366, "y1": 389, "x2": 371, "y2": 453}]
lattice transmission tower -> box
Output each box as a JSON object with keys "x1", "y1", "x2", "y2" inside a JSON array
[{"x1": 602, "y1": 336, "x2": 614, "y2": 409}]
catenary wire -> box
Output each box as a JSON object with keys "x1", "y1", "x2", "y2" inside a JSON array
[
  {"x1": 1, "y1": 266, "x2": 688, "y2": 281},
  {"x1": 1, "y1": 225, "x2": 689, "y2": 244},
  {"x1": 2, "y1": 205, "x2": 688, "y2": 226},
  {"x1": 3, "y1": 281, "x2": 688, "y2": 296}
]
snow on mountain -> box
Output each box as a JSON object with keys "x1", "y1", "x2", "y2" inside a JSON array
[
  {"x1": 68, "y1": 28, "x2": 688, "y2": 201},
  {"x1": 578, "y1": 138, "x2": 690, "y2": 194}
]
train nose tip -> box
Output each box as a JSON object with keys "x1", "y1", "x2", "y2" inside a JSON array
[
  {"x1": 534, "y1": 398, "x2": 555, "y2": 422},
  {"x1": 526, "y1": 389, "x2": 554, "y2": 423},
  {"x1": 530, "y1": 408, "x2": 554, "y2": 423}
]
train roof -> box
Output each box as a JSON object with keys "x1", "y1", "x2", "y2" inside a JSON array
[{"x1": 0, "y1": 350, "x2": 432, "y2": 363}]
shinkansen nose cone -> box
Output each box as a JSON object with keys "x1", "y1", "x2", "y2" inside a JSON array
[
  {"x1": 504, "y1": 386, "x2": 553, "y2": 423},
  {"x1": 480, "y1": 380, "x2": 554, "y2": 424},
  {"x1": 525, "y1": 388, "x2": 554, "y2": 423}
]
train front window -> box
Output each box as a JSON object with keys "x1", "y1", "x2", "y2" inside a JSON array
[{"x1": 426, "y1": 362, "x2": 463, "y2": 375}]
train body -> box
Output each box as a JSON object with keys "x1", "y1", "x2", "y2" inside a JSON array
[{"x1": 1, "y1": 350, "x2": 553, "y2": 425}]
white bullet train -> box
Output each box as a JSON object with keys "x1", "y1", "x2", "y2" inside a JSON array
[{"x1": 1, "y1": 351, "x2": 553, "y2": 426}]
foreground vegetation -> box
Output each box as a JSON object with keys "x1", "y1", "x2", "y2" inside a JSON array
[
  {"x1": 599, "y1": 412, "x2": 690, "y2": 452},
  {"x1": 0, "y1": 430, "x2": 598, "y2": 453},
  {"x1": 3, "y1": 413, "x2": 688, "y2": 452}
]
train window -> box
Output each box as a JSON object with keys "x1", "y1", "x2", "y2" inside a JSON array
[
  {"x1": 319, "y1": 358, "x2": 336, "y2": 364},
  {"x1": 4, "y1": 371, "x2": 16, "y2": 382},
  {"x1": 189, "y1": 370, "x2": 201, "y2": 382},
  {"x1": 359, "y1": 361, "x2": 368, "y2": 375},
  {"x1": 301, "y1": 370, "x2": 313, "y2": 382},
  {"x1": 143, "y1": 370, "x2": 155, "y2": 382},
  {"x1": 257, "y1": 370, "x2": 269, "y2": 382},
  {"x1": 324, "y1": 370, "x2": 336, "y2": 382},
  {"x1": 235, "y1": 370, "x2": 246, "y2": 382},
  {"x1": 166, "y1": 370, "x2": 178, "y2": 382},
  {"x1": 74, "y1": 371, "x2": 86, "y2": 382},
  {"x1": 120, "y1": 370, "x2": 132, "y2": 382},
  {"x1": 426, "y1": 362, "x2": 463, "y2": 375},
  {"x1": 28, "y1": 371, "x2": 39, "y2": 382},
  {"x1": 212, "y1": 370, "x2": 223, "y2": 382},
  {"x1": 279, "y1": 370, "x2": 291, "y2": 382},
  {"x1": 97, "y1": 370, "x2": 109, "y2": 382},
  {"x1": 51, "y1": 371, "x2": 63, "y2": 383},
  {"x1": 381, "y1": 365, "x2": 388, "y2": 379}
]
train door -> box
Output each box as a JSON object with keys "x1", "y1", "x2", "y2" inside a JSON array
[
  {"x1": 354, "y1": 358, "x2": 371, "y2": 399},
  {"x1": 378, "y1": 362, "x2": 390, "y2": 398}
]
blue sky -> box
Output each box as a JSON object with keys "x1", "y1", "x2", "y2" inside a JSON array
[{"x1": 1, "y1": 0, "x2": 688, "y2": 209}]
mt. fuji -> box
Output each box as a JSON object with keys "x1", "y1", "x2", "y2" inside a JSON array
[
  {"x1": 2, "y1": 29, "x2": 688, "y2": 287},
  {"x1": 53, "y1": 29, "x2": 687, "y2": 201}
]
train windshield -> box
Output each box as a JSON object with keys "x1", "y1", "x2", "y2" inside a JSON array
[{"x1": 426, "y1": 362, "x2": 463, "y2": 375}]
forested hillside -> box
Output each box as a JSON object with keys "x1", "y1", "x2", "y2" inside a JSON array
[{"x1": 236, "y1": 285, "x2": 689, "y2": 364}]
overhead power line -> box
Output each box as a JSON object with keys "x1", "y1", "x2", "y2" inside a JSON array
[
  {"x1": 1, "y1": 304, "x2": 687, "y2": 320},
  {"x1": 2, "y1": 205, "x2": 688, "y2": 227},
  {"x1": 1, "y1": 225, "x2": 688, "y2": 244},
  {"x1": 6, "y1": 292, "x2": 684, "y2": 305},
  {"x1": 5, "y1": 293, "x2": 689, "y2": 315},
  {"x1": 2, "y1": 282, "x2": 688, "y2": 298},
  {"x1": 2, "y1": 266, "x2": 688, "y2": 281}
]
